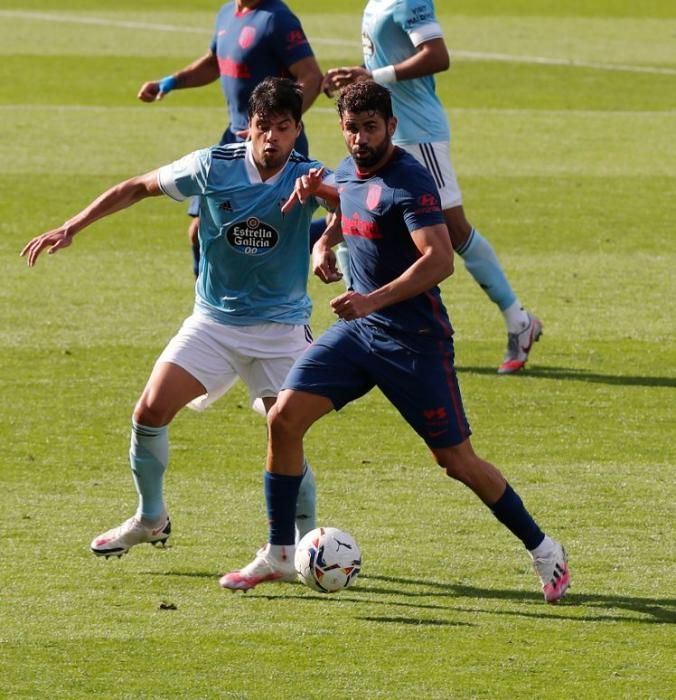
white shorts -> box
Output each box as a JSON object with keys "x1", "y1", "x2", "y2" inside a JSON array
[
  {"x1": 155, "y1": 312, "x2": 312, "y2": 411},
  {"x1": 399, "y1": 141, "x2": 462, "y2": 209}
]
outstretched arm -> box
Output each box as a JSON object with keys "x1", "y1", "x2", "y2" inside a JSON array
[
  {"x1": 323, "y1": 38, "x2": 449, "y2": 95},
  {"x1": 281, "y1": 167, "x2": 338, "y2": 214},
  {"x1": 138, "y1": 51, "x2": 220, "y2": 102},
  {"x1": 21, "y1": 170, "x2": 162, "y2": 266}
]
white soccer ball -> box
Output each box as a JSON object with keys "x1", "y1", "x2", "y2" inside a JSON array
[{"x1": 294, "y1": 526, "x2": 362, "y2": 593}]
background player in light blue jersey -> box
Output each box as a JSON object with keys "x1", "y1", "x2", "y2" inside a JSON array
[
  {"x1": 21, "y1": 78, "x2": 335, "y2": 564},
  {"x1": 138, "y1": 0, "x2": 323, "y2": 277},
  {"x1": 323, "y1": 0, "x2": 542, "y2": 374}
]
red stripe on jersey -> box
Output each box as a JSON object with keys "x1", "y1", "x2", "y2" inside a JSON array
[
  {"x1": 341, "y1": 213, "x2": 383, "y2": 240},
  {"x1": 218, "y1": 56, "x2": 252, "y2": 79}
]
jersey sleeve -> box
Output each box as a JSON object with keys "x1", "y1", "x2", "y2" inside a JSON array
[
  {"x1": 393, "y1": 0, "x2": 445, "y2": 47},
  {"x1": 209, "y1": 7, "x2": 223, "y2": 53},
  {"x1": 157, "y1": 149, "x2": 211, "y2": 202},
  {"x1": 269, "y1": 8, "x2": 315, "y2": 67},
  {"x1": 397, "y1": 167, "x2": 445, "y2": 232}
]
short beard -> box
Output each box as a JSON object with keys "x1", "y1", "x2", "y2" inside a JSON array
[{"x1": 353, "y1": 138, "x2": 390, "y2": 169}]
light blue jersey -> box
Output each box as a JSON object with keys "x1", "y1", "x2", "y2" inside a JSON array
[
  {"x1": 362, "y1": 0, "x2": 449, "y2": 145},
  {"x1": 158, "y1": 142, "x2": 326, "y2": 326}
]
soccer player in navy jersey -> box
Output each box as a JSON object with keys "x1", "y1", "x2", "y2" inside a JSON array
[
  {"x1": 322, "y1": 0, "x2": 541, "y2": 374},
  {"x1": 21, "y1": 78, "x2": 335, "y2": 560},
  {"x1": 138, "y1": 0, "x2": 323, "y2": 277},
  {"x1": 222, "y1": 81, "x2": 570, "y2": 603}
]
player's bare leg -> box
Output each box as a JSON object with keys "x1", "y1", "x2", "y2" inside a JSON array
[
  {"x1": 220, "y1": 390, "x2": 332, "y2": 590},
  {"x1": 260, "y1": 396, "x2": 318, "y2": 540},
  {"x1": 433, "y1": 439, "x2": 570, "y2": 603},
  {"x1": 91, "y1": 363, "x2": 206, "y2": 558}
]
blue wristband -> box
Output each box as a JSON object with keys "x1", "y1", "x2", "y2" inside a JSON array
[{"x1": 158, "y1": 75, "x2": 178, "y2": 94}]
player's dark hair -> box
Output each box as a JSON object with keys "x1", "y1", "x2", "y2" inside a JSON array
[
  {"x1": 248, "y1": 77, "x2": 303, "y2": 124},
  {"x1": 336, "y1": 81, "x2": 394, "y2": 121}
]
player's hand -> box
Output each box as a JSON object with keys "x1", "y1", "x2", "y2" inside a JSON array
[
  {"x1": 312, "y1": 243, "x2": 342, "y2": 284},
  {"x1": 137, "y1": 81, "x2": 163, "y2": 102},
  {"x1": 281, "y1": 166, "x2": 327, "y2": 214},
  {"x1": 322, "y1": 66, "x2": 370, "y2": 97},
  {"x1": 330, "y1": 291, "x2": 375, "y2": 320},
  {"x1": 20, "y1": 228, "x2": 74, "y2": 267}
]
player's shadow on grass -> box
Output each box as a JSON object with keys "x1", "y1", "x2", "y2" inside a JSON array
[
  {"x1": 457, "y1": 365, "x2": 676, "y2": 388},
  {"x1": 149, "y1": 570, "x2": 674, "y2": 626},
  {"x1": 358, "y1": 574, "x2": 675, "y2": 625}
]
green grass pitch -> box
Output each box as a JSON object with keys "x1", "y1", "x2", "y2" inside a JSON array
[{"x1": 1, "y1": 0, "x2": 675, "y2": 697}]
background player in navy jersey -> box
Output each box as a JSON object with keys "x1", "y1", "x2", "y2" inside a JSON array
[
  {"x1": 322, "y1": 0, "x2": 541, "y2": 374},
  {"x1": 21, "y1": 78, "x2": 334, "y2": 561},
  {"x1": 222, "y1": 81, "x2": 570, "y2": 604},
  {"x1": 138, "y1": 0, "x2": 323, "y2": 277}
]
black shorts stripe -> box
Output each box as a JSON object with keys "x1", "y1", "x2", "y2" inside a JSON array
[
  {"x1": 304, "y1": 325, "x2": 314, "y2": 344},
  {"x1": 419, "y1": 143, "x2": 445, "y2": 189}
]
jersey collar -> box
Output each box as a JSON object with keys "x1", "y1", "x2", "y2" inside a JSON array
[{"x1": 244, "y1": 141, "x2": 288, "y2": 186}]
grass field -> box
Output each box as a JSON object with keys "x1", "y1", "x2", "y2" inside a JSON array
[{"x1": 1, "y1": 1, "x2": 675, "y2": 697}]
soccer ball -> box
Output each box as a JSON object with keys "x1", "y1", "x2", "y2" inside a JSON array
[{"x1": 294, "y1": 527, "x2": 362, "y2": 593}]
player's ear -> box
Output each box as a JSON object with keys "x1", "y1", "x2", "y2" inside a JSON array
[{"x1": 387, "y1": 116, "x2": 397, "y2": 137}]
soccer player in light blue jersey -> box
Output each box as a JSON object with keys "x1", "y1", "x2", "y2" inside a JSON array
[
  {"x1": 323, "y1": 0, "x2": 543, "y2": 374},
  {"x1": 21, "y1": 78, "x2": 335, "y2": 562}
]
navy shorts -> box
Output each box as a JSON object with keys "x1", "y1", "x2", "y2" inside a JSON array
[{"x1": 282, "y1": 319, "x2": 471, "y2": 449}]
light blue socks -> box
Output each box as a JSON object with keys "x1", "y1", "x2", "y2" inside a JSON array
[
  {"x1": 456, "y1": 228, "x2": 517, "y2": 311},
  {"x1": 130, "y1": 420, "x2": 168, "y2": 522},
  {"x1": 295, "y1": 461, "x2": 317, "y2": 541}
]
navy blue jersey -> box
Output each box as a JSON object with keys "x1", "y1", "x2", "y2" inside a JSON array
[
  {"x1": 211, "y1": 1, "x2": 315, "y2": 134},
  {"x1": 336, "y1": 147, "x2": 453, "y2": 338}
]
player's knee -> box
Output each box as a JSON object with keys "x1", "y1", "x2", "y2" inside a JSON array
[
  {"x1": 268, "y1": 402, "x2": 305, "y2": 442},
  {"x1": 133, "y1": 397, "x2": 172, "y2": 428},
  {"x1": 444, "y1": 210, "x2": 472, "y2": 249},
  {"x1": 436, "y1": 449, "x2": 481, "y2": 485}
]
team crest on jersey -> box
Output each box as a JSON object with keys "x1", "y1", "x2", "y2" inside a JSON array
[
  {"x1": 366, "y1": 184, "x2": 382, "y2": 210},
  {"x1": 239, "y1": 26, "x2": 256, "y2": 49},
  {"x1": 225, "y1": 217, "x2": 279, "y2": 256},
  {"x1": 219, "y1": 200, "x2": 233, "y2": 212}
]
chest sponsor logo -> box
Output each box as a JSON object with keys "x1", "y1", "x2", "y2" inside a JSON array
[
  {"x1": 239, "y1": 26, "x2": 256, "y2": 49},
  {"x1": 342, "y1": 212, "x2": 382, "y2": 240},
  {"x1": 366, "y1": 184, "x2": 382, "y2": 210},
  {"x1": 225, "y1": 217, "x2": 279, "y2": 255},
  {"x1": 218, "y1": 56, "x2": 251, "y2": 78}
]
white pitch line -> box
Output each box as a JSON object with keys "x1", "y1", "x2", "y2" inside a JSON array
[
  {"x1": 1, "y1": 9, "x2": 676, "y2": 76},
  {"x1": 1, "y1": 104, "x2": 674, "y2": 117},
  {"x1": 453, "y1": 49, "x2": 676, "y2": 76}
]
